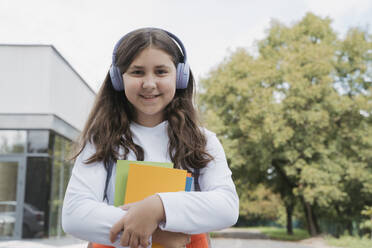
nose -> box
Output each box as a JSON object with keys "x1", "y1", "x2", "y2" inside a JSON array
[{"x1": 142, "y1": 74, "x2": 156, "y2": 89}]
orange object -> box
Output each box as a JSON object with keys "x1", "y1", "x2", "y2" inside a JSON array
[
  {"x1": 187, "y1": 233, "x2": 209, "y2": 248},
  {"x1": 91, "y1": 244, "x2": 114, "y2": 248}
]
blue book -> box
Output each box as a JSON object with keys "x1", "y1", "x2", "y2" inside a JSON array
[{"x1": 185, "y1": 176, "x2": 193, "y2": 192}]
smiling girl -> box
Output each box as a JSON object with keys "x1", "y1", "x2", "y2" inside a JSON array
[{"x1": 62, "y1": 28, "x2": 239, "y2": 248}]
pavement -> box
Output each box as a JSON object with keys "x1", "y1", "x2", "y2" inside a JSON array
[
  {"x1": 212, "y1": 227, "x2": 269, "y2": 239},
  {"x1": 0, "y1": 236, "x2": 87, "y2": 248},
  {"x1": 211, "y1": 238, "x2": 316, "y2": 248},
  {"x1": 0, "y1": 228, "x2": 334, "y2": 248}
]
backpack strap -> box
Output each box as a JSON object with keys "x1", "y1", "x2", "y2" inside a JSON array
[
  {"x1": 103, "y1": 160, "x2": 114, "y2": 202},
  {"x1": 194, "y1": 168, "x2": 201, "y2": 192}
]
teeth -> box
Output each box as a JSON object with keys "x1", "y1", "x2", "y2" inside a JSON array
[{"x1": 143, "y1": 95, "x2": 156, "y2": 99}]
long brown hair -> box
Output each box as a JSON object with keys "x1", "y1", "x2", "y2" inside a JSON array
[{"x1": 72, "y1": 28, "x2": 213, "y2": 171}]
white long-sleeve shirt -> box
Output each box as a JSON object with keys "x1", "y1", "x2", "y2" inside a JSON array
[{"x1": 62, "y1": 121, "x2": 239, "y2": 247}]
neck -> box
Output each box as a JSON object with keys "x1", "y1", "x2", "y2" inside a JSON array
[{"x1": 134, "y1": 115, "x2": 165, "y2": 127}]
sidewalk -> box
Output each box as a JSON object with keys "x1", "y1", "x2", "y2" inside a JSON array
[
  {"x1": 0, "y1": 236, "x2": 88, "y2": 248},
  {"x1": 0, "y1": 228, "x2": 334, "y2": 248},
  {"x1": 212, "y1": 227, "x2": 269, "y2": 239},
  {"x1": 0, "y1": 228, "x2": 263, "y2": 248}
]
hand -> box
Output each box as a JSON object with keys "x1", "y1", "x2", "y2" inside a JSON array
[
  {"x1": 110, "y1": 195, "x2": 165, "y2": 248},
  {"x1": 86, "y1": 242, "x2": 93, "y2": 248},
  {"x1": 152, "y1": 228, "x2": 191, "y2": 248}
]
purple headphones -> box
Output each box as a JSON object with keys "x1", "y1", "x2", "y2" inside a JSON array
[{"x1": 109, "y1": 28, "x2": 190, "y2": 91}]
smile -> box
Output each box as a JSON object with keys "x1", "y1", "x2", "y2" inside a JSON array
[{"x1": 140, "y1": 94, "x2": 161, "y2": 99}]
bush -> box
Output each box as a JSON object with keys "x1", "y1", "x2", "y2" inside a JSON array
[{"x1": 325, "y1": 235, "x2": 372, "y2": 248}]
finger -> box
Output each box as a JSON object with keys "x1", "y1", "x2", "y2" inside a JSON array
[
  {"x1": 109, "y1": 219, "x2": 124, "y2": 243},
  {"x1": 139, "y1": 234, "x2": 150, "y2": 248},
  {"x1": 129, "y1": 234, "x2": 139, "y2": 248},
  {"x1": 118, "y1": 205, "x2": 128, "y2": 210},
  {"x1": 119, "y1": 203, "x2": 133, "y2": 210},
  {"x1": 120, "y1": 228, "x2": 131, "y2": 247}
]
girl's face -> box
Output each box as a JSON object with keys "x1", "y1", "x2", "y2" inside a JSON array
[{"x1": 123, "y1": 47, "x2": 177, "y2": 127}]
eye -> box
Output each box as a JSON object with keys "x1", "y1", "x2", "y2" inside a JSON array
[
  {"x1": 156, "y1": 69, "x2": 168, "y2": 75},
  {"x1": 130, "y1": 70, "x2": 144, "y2": 75}
]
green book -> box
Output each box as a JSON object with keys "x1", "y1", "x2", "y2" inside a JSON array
[{"x1": 114, "y1": 160, "x2": 173, "y2": 206}]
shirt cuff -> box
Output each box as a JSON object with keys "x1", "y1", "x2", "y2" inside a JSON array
[{"x1": 156, "y1": 192, "x2": 176, "y2": 231}]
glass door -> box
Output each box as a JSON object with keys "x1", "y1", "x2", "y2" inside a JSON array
[{"x1": 0, "y1": 156, "x2": 26, "y2": 240}]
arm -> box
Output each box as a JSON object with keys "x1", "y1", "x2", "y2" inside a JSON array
[
  {"x1": 157, "y1": 131, "x2": 240, "y2": 234},
  {"x1": 61, "y1": 142, "x2": 128, "y2": 247}
]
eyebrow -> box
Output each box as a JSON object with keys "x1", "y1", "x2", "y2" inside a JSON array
[{"x1": 129, "y1": 65, "x2": 171, "y2": 70}]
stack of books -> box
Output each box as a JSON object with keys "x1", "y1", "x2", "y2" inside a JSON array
[
  {"x1": 115, "y1": 160, "x2": 194, "y2": 248},
  {"x1": 114, "y1": 160, "x2": 193, "y2": 207},
  {"x1": 93, "y1": 160, "x2": 207, "y2": 248}
]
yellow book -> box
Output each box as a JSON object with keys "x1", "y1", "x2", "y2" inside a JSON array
[
  {"x1": 114, "y1": 160, "x2": 173, "y2": 206},
  {"x1": 124, "y1": 163, "x2": 187, "y2": 204},
  {"x1": 124, "y1": 163, "x2": 188, "y2": 248}
]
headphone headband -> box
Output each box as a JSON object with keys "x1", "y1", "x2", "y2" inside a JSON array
[
  {"x1": 112, "y1": 28, "x2": 187, "y2": 65},
  {"x1": 109, "y1": 28, "x2": 190, "y2": 91}
]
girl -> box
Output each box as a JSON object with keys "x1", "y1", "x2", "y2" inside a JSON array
[{"x1": 62, "y1": 28, "x2": 239, "y2": 248}]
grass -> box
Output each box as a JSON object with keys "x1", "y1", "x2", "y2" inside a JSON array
[
  {"x1": 325, "y1": 235, "x2": 372, "y2": 248},
  {"x1": 211, "y1": 226, "x2": 372, "y2": 247}
]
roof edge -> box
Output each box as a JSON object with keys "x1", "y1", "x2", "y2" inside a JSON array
[{"x1": 0, "y1": 44, "x2": 97, "y2": 95}]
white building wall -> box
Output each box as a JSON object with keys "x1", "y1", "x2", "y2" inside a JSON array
[
  {"x1": 0, "y1": 46, "x2": 51, "y2": 114},
  {"x1": 0, "y1": 45, "x2": 96, "y2": 132},
  {"x1": 48, "y1": 48, "x2": 95, "y2": 131}
]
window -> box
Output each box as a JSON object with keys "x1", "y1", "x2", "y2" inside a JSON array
[
  {"x1": 49, "y1": 134, "x2": 73, "y2": 237},
  {"x1": 0, "y1": 130, "x2": 26, "y2": 154},
  {"x1": 27, "y1": 130, "x2": 50, "y2": 154}
]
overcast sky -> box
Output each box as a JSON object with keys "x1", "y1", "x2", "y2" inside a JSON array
[{"x1": 1, "y1": 0, "x2": 371, "y2": 92}]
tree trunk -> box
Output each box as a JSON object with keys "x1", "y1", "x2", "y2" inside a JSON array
[
  {"x1": 311, "y1": 204, "x2": 320, "y2": 234},
  {"x1": 301, "y1": 198, "x2": 318, "y2": 236},
  {"x1": 286, "y1": 203, "x2": 294, "y2": 235},
  {"x1": 306, "y1": 202, "x2": 317, "y2": 236},
  {"x1": 347, "y1": 220, "x2": 353, "y2": 235}
]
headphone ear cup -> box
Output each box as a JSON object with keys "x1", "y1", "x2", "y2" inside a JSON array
[
  {"x1": 176, "y1": 63, "x2": 190, "y2": 89},
  {"x1": 110, "y1": 65, "x2": 124, "y2": 91}
]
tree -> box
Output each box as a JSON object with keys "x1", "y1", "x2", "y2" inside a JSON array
[
  {"x1": 199, "y1": 12, "x2": 372, "y2": 236},
  {"x1": 360, "y1": 206, "x2": 372, "y2": 239}
]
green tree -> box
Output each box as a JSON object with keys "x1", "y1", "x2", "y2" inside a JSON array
[
  {"x1": 238, "y1": 182, "x2": 285, "y2": 223},
  {"x1": 199, "y1": 13, "x2": 372, "y2": 236},
  {"x1": 360, "y1": 206, "x2": 372, "y2": 239}
]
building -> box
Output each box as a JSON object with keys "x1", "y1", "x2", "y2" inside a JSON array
[{"x1": 0, "y1": 44, "x2": 96, "y2": 240}]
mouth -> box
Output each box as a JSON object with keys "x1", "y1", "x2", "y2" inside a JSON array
[{"x1": 140, "y1": 94, "x2": 161, "y2": 99}]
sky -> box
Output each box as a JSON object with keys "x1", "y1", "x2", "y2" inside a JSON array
[{"x1": 0, "y1": 0, "x2": 371, "y2": 92}]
